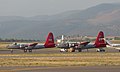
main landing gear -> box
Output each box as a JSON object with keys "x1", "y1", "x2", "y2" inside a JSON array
[
  {"x1": 24, "y1": 49, "x2": 32, "y2": 53},
  {"x1": 96, "y1": 48, "x2": 105, "y2": 52}
]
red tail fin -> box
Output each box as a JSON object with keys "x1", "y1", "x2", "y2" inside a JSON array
[
  {"x1": 44, "y1": 32, "x2": 55, "y2": 48},
  {"x1": 94, "y1": 31, "x2": 106, "y2": 48}
]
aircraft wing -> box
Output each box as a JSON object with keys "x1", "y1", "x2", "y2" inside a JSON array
[
  {"x1": 29, "y1": 43, "x2": 38, "y2": 46},
  {"x1": 80, "y1": 41, "x2": 90, "y2": 46}
]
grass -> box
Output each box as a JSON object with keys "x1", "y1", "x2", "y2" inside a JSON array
[
  {"x1": 0, "y1": 53, "x2": 120, "y2": 67},
  {"x1": 111, "y1": 40, "x2": 120, "y2": 44},
  {"x1": 0, "y1": 42, "x2": 9, "y2": 49}
]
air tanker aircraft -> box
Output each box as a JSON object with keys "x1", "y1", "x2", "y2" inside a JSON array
[
  {"x1": 7, "y1": 32, "x2": 55, "y2": 52},
  {"x1": 58, "y1": 31, "x2": 106, "y2": 52}
]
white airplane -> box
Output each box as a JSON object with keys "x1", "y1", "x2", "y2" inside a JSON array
[
  {"x1": 58, "y1": 31, "x2": 107, "y2": 52},
  {"x1": 7, "y1": 32, "x2": 55, "y2": 52}
]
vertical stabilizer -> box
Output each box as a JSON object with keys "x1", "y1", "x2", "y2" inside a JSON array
[
  {"x1": 94, "y1": 31, "x2": 106, "y2": 48},
  {"x1": 61, "y1": 35, "x2": 64, "y2": 43},
  {"x1": 44, "y1": 32, "x2": 55, "y2": 48}
]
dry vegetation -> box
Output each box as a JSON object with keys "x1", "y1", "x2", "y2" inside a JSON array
[
  {"x1": 0, "y1": 42, "x2": 10, "y2": 49},
  {"x1": 111, "y1": 40, "x2": 120, "y2": 44},
  {"x1": 0, "y1": 53, "x2": 120, "y2": 67}
]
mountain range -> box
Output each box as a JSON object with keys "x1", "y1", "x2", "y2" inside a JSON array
[{"x1": 0, "y1": 3, "x2": 120, "y2": 40}]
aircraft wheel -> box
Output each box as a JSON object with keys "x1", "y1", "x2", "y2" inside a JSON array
[
  {"x1": 78, "y1": 48, "x2": 82, "y2": 52},
  {"x1": 65, "y1": 49, "x2": 68, "y2": 52},
  {"x1": 96, "y1": 49, "x2": 100, "y2": 52},
  {"x1": 100, "y1": 49, "x2": 105, "y2": 52},
  {"x1": 102, "y1": 49, "x2": 105, "y2": 52},
  {"x1": 29, "y1": 49, "x2": 32, "y2": 52},
  {"x1": 119, "y1": 50, "x2": 120, "y2": 52},
  {"x1": 72, "y1": 48, "x2": 75, "y2": 52},
  {"x1": 97, "y1": 49, "x2": 105, "y2": 52},
  {"x1": 24, "y1": 49, "x2": 27, "y2": 52},
  {"x1": 60, "y1": 50, "x2": 63, "y2": 52}
]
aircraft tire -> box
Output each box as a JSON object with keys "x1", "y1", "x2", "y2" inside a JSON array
[
  {"x1": 97, "y1": 49, "x2": 105, "y2": 52},
  {"x1": 102, "y1": 49, "x2": 105, "y2": 52},
  {"x1": 24, "y1": 49, "x2": 27, "y2": 52},
  {"x1": 100, "y1": 49, "x2": 105, "y2": 52},
  {"x1": 65, "y1": 49, "x2": 68, "y2": 52},
  {"x1": 78, "y1": 48, "x2": 82, "y2": 52},
  {"x1": 29, "y1": 49, "x2": 32, "y2": 52},
  {"x1": 96, "y1": 49, "x2": 100, "y2": 52},
  {"x1": 119, "y1": 50, "x2": 120, "y2": 52},
  {"x1": 72, "y1": 48, "x2": 75, "y2": 52}
]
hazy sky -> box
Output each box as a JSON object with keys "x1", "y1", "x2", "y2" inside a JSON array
[{"x1": 0, "y1": 0, "x2": 120, "y2": 17}]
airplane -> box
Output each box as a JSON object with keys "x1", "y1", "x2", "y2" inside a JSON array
[
  {"x1": 7, "y1": 42, "x2": 38, "y2": 52},
  {"x1": 106, "y1": 40, "x2": 120, "y2": 52},
  {"x1": 58, "y1": 31, "x2": 106, "y2": 52},
  {"x1": 7, "y1": 32, "x2": 55, "y2": 52},
  {"x1": 56, "y1": 35, "x2": 83, "y2": 52}
]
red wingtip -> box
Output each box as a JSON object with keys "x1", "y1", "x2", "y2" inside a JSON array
[
  {"x1": 94, "y1": 31, "x2": 106, "y2": 48},
  {"x1": 44, "y1": 32, "x2": 55, "y2": 48}
]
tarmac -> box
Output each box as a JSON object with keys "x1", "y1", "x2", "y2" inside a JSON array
[
  {"x1": 0, "y1": 66, "x2": 120, "y2": 72},
  {"x1": 0, "y1": 47, "x2": 119, "y2": 54}
]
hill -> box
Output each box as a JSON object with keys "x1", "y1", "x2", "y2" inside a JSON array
[{"x1": 0, "y1": 3, "x2": 120, "y2": 39}]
